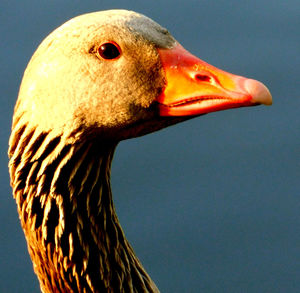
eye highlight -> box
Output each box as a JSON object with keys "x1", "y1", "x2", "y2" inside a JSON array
[{"x1": 97, "y1": 42, "x2": 121, "y2": 60}]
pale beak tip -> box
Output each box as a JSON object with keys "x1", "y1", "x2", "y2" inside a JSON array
[{"x1": 245, "y1": 79, "x2": 273, "y2": 106}]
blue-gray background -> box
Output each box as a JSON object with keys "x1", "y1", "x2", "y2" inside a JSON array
[{"x1": 1, "y1": 1, "x2": 299, "y2": 292}]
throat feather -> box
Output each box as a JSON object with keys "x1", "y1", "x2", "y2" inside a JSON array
[{"x1": 9, "y1": 126, "x2": 159, "y2": 293}]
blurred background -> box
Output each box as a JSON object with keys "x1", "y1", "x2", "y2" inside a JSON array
[{"x1": 1, "y1": 1, "x2": 299, "y2": 292}]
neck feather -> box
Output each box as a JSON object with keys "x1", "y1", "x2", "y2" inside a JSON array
[{"x1": 9, "y1": 125, "x2": 159, "y2": 293}]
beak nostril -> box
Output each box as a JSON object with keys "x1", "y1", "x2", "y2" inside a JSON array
[{"x1": 195, "y1": 74, "x2": 211, "y2": 82}]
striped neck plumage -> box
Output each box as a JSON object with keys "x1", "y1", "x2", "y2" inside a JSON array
[{"x1": 9, "y1": 126, "x2": 159, "y2": 293}]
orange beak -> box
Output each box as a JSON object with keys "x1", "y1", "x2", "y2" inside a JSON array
[{"x1": 157, "y1": 43, "x2": 272, "y2": 116}]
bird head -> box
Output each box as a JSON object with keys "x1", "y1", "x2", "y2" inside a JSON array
[{"x1": 14, "y1": 9, "x2": 272, "y2": 143}]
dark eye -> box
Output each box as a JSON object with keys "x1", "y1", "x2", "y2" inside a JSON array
[{"x1": 97, "y1": 42, "x2": 121, "y2": 60}]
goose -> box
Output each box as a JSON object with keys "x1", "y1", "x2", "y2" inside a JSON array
[{"x1": 8, "y1": 9, "x2": 272, "y2": 293}]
